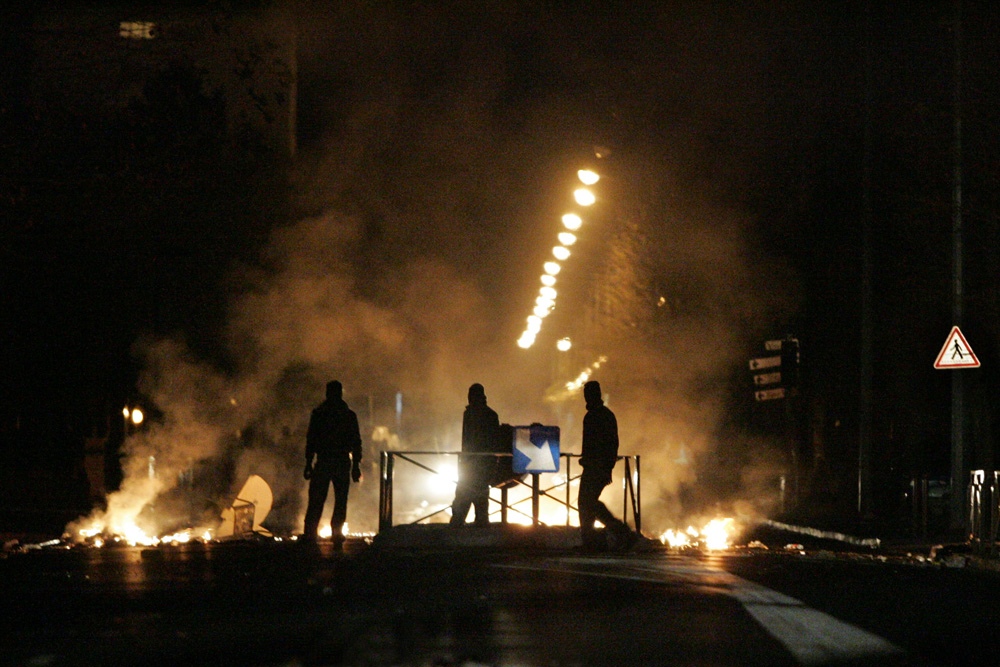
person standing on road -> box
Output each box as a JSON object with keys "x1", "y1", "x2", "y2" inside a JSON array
[
  {"x1": 578, "y1": 380, "x2": 635, "y2": 550},
  {"x1": 450, "y1": 383, "x2": 501, "y2": 526},
  {"x1": 303, "y1": 380, "x2": 363, "y2": 547}
]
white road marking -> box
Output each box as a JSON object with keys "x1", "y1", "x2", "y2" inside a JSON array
[{"x1": 497, "y1": 556, "x2": 906, "y2": 665}]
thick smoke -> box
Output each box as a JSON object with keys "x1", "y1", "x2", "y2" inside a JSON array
[
  {"x1": 69, "y1": 2, "x2": 817, "y2": 539},
  {"x1": 70, "y1": 211, "x2": 510, "y2": 537}
]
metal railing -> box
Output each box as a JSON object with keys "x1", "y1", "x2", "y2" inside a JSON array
[
  {"x1": 378, "y1": 450, "x2": 641, "y2": 533},
  {"x1": 968, "y1": 470, "x2": 1000, "y2": 555}
]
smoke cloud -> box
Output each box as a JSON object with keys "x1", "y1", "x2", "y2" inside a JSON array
[{"x1": 69, "y1": 2, "x2": 822, "y2": 539}]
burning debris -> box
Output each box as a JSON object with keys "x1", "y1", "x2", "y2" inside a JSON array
[
  {"x1": 660, "y1": 518, "x2": 739, "y2": 551},
  {"x1": 67, "y1": 475, "x2": 277, "y2": 547}
]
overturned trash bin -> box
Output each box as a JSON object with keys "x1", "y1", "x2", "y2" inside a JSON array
[{"x1": 217, "y1": 474, "x2": 273, "y2": 539}]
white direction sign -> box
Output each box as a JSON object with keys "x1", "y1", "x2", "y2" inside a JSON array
[
  {"x1": 753, "y1": 372, "x2": 782, "y2": 386},
  {"x1": 512, "y1": 425, "x2": 560, "y2": 473},
  {"x1": 934, "y1": 326, "x2": 980, "y2": 369},
  {"x1": 755, "y1": 387, "x2": 786, "y2": 402},
  {"x1": 749, "y1": 355, "x2": 781, "y2": 371}
]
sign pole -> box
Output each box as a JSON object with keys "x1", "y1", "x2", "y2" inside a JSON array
[
  {"x1": 950, "y1": 1, "x2": 965, "y2": 532},
  {"x1": 531, "y1": 473, "x2": 540, "y2": 526}
]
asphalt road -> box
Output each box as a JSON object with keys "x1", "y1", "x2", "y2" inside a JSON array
[{"x1": 2, "y1": 538, "x2": 998, "y2": 666}]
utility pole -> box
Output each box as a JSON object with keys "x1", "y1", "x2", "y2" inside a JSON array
[
  {"x1": 858, "y1": 0, "x2": 874, "y2": 522},
  {"x1": 949, "y1": 0, "x2": 965, "y2": 531}
]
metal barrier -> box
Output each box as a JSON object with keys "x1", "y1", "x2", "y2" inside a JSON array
[
  {"x1": 968, "y1": 469, "x2": 1000, "y2": 555},
  {"x1": 378, "y1": 450, "x2": 641, "y2": 533}
]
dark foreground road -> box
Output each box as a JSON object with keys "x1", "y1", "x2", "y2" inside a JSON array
[{"x1": 2, "y1": 537, "x2": 999, "y2": 666}]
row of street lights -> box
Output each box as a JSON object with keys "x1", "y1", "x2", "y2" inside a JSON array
[{"x1": 516, "y1": 168, "x2": 601, "y2": 350}]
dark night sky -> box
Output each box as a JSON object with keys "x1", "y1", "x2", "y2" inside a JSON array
[{"x1": 3, "y1": 1, "x2": 1000, "y2": 533}]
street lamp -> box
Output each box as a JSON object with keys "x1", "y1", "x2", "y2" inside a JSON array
[
  {"x1": 515, "y1": 165, "x2": 600, "y2": 349},
  {"x1": 562, "y1": 214, "x2": 582, "y2": 231},
  {"x1": 573, "y1": 188, "x2": 596, "y2": 206}
]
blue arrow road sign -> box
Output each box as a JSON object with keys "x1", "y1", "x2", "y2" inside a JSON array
[{"x1": 512, "y1": 424, "x2": 560, "y2": 474}]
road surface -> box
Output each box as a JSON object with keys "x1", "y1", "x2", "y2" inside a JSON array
[{"x1": 2, "y1": 538, "x2": 998, "y2": 665}]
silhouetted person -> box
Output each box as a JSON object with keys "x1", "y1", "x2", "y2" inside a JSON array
[
  {"x1": 578, "y1": 380, "x2": 635, "y2": 550},
  {"x1": 303, "y1": 380, "x2": 362, "y2": 546},
  {"x1": 451, "y1": 383, "x2": 500, "y2": 526}
]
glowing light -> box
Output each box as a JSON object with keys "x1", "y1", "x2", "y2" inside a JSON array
[
  {"x1": 130, "y1": 408, "x2": 144, "y2": 426},
  {"x1": 540, "y1": 274, "x2": 556, "y2": 287},
  {"x1": 578, "y1": 169, "x2": 600, "y2": 185},
  {"x1": 533, "y1": 304, "x2": 551, "y2": 318},
  {"x1": 539, "y1": 286, "x2": 557, "y2": 300},
  {"x1": 557, "y1": 338, "x2": 572, "y2": 351},
  {"x1": 552, "y1": 246, "x2": 570, "y2": 260},
  {"x1": 703, "y1": 518, "x2": 734, "y2": 550},
  {"x1": 536, "y1": 296, "x2": 555, "y2": 310},
  {"x1": 562, "y1": 213, "x2": 582, "y2": 231},
  {"x1": 574, "y1": 188, "x2": 596, "y2": 206},
  {"x1": 161, "y1": 531, "x2": 192, "y2": 545},
  {"x1": 526, "y1": 316, "x2": 542, "y2": 333},
  {"x1": 659, "y1": 518, "x2": 736, "y2": 550},
  {"x1": 518, "y1": 334, "x2": 535, "y2": 349},
  {"x1": 122, "y1": 407, "x2": 130, "y2": 419},
  {"x1": 565, "y1": 355, "x2": 608, "y2": 392},
  {"x1": 544, "y1": 262, "x2": 561, "y2": 276},
  {"x1": 120, "y1": 522, "x2": 159, "y2": 547},
  {"x1": 558, "y1": 232, "x2": 577, "y2": 245}
]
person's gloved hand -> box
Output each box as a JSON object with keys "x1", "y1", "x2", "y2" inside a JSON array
[
  {"x1": 303, "y1": 462, "x2": 313, "y2": 480},
  {"x1": 351, "y1": 462, "x2": 362, "y2": 483}
]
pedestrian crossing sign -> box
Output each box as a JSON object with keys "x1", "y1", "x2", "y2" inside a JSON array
[{"x1": 934, "y1": 326, "x2": 980, "y2": 369}]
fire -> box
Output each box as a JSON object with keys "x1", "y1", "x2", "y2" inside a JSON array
[
  {"x1": 318, "y1": 523, "x2": 351, "y2": 539},
  {"x1": 660, "y1": 518, "x2": 736, "y2": 550},
  {"x1": 71, "y1": 521, "x2": 211, "y2": 547}
]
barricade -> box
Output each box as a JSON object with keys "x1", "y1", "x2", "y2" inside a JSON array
[
  {"x1": 968, "y1": 470, "x2": 1000, "y2": 556},
  {"x1": 378, "y1": 450, "x2": 641, "y2": 534}
]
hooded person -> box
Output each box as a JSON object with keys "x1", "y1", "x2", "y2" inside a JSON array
[
  {"x1": 303, "y1": 380, "x2": 363, "y2": 546},
  {"x1": 578, "y1": 380, "x2": 635, "y2": 550},
  {"x1": 450, "y1": 383, "x2": 501, "y2": 526}
]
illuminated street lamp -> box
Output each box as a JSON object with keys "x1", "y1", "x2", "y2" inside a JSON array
[
  {"x1": 516, "y1": 164, "x2": 601, "y2": 349},
  {"x1": 573, "y1": 188, "x2": 596, "y2": 206},
  {"x1": 557, "y1": 337, "x2": 572, "y2": 352},
  {"x1": 123, "y1": 405, "x2": 144, "y2": 426},
  {"x1": 562, "y1": 214, "x2": 582, "y2": 231}
]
